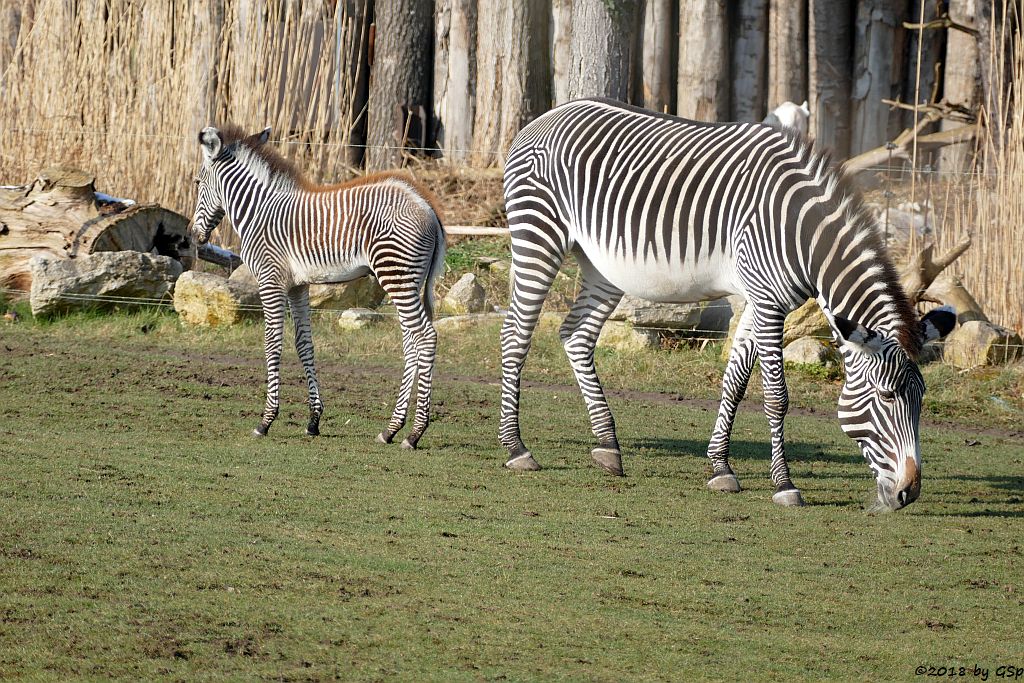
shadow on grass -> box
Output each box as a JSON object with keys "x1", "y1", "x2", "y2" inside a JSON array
[{"x1": 628, "y1": 437, "x2": 860, "y2": 465}]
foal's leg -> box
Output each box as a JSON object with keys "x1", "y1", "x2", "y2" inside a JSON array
[
  {"x1": 402, "y1": 308, "x2": 437, "y2": 450},
  {"x1": 254, "y1": 285, "x2": 287, "y2": 437},
  {"x1": 558, "y1": 253, "x2": 625, "y2": 475},
  {"x1": 288, "y1": 285, "x2": 324, "y2": 436},
  {"x1": 375, "y1": 275, "x2": 422, "y2": 445}
]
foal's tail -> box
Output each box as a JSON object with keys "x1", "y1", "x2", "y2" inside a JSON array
[{"x1": 423, "y1": 216, "x2": 447, "y2": 322}]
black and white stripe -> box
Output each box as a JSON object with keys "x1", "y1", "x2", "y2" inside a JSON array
[
  {"x1": 499, "y1": 98, "x2": 955, "y2": 509},
  {"x1": 190, "y1": 126, "x2": 446, "y2": 448}
]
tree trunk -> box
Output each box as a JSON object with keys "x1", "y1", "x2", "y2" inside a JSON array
[
  {"x1": 365, "y1": 0, "x2": 433, "y2": 170},
  {"x1": 190, "y1": 3, "x2": 224, "y2": 134},
  {"x1": 552, "y1": 0, "x2": 573, "y2": 105},
  {"x1": 809, "y1": 0, "x2": 854, "y2": 157},
  {"x1": 472, "y1": 1, "x2": 550, "y2": 167},
  {"x1": 768, "y1": 0, "x2": 807, "y2": 108},
  {"x1": 0, "y1": 168, "x2": 191, "y2": 292},
  {"x1": 850, "y1": 0, "x2": 912, "y2": 155},
  {"x1": 902, "y1": 0, "x2": 944, "y2": 132},
  {"x1": 641, "y1": 0, "x2": 676, "y2": 113},
  {"x1": 731, "y1": 0, "x2": 768, "y2": 122},
  {"x1": 434, "y1": 0, "x2": 477, "y2": 163},
  {"x1": 568, "y1": 0, "x2": 641, "y2": 101},
  {"x1": 939, "y1": 0, "x2": 980, "y2": 172},
  {"x1": 339, "y1": 0, "x2": 373, "y2": 167},
  {"x1": 975, "y1": 0, "x2": 1016, "y2": 150},
  {"x1": 677, "y1": 0, "x2": 729, "y2": 121}
]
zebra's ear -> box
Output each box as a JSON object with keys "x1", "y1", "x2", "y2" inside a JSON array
[
  {"x1": 199, "y1": 127, "x2": 222, "y2": 159},
  {"x1": 249, "y1": 127, "x2": 271, "y2": 146},
  {"x1": 921, "y1": 306, "x2": 957, "y2": 342},
  {"x1": 833, "y1": 316, "x2": 885, "y2": 355}
]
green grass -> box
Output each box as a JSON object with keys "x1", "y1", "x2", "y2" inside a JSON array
[{"x1": 1, "y1": 310, "x2": 1022, "y2": 680}]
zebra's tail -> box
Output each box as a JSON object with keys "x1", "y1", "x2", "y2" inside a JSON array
[{"x1": 423, "y1": 217, "x2": 447, "y2": 322}]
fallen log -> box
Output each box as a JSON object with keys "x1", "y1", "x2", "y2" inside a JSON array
[{"x1": 0, "y1": 167, "x2": 192, "y2": 292}]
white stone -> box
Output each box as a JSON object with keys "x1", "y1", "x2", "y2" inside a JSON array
[
  {"x1": 942, "y1": 320, "x2": 1022, "y2": 369},
  {"x1": 441, "y1": 272, "x2": 488, "y2": 315},
  {"x1": 29, "y1": 251, "x2": 182, "y2": 317},
  {"x1": 783, "y1": 337, "x2": 838, "y2": 366},
  {"x1": 337, "y1": 308, "x2": 386, "y2": 330},
  {"x1": 173, "y1": 270, "x2": 261, "y2": 326}
]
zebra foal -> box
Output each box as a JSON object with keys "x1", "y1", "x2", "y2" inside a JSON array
[
  {"x1": 189, "y1": 126, "x2": 446, "y2": 448},
  {"x1": 500, "y1": 98, "x2": 955, "y2": 510}
]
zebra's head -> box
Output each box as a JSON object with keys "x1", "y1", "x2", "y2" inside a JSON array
[
  {"x1": 833, "y1": 308, "x2": 957, "y2": 511},
  {"x1": 189, "y1": 126, "x2": 271, "y2": 244}
]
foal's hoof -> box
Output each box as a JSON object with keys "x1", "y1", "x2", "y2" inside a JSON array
[
  {"x1": 707, "y1": 472, "x2": 742, "y2": 493},
  {"x1": 400, "y1": 438, "x2": 416, "y2": 450},
  {"x1": 504, "y1": 452, "x2": 541, "y2": 471},
  {"x1": 772, "y1": 488, "x2": 805, "y2": 507},
  {"x1": 376, "y1": 432, "x2": 393, "y2": 445},
  {"x1": 591, "y1": 447, "x2": 624, "y2": 476},
  {"x1": 252, "y1": 426, "x2": 268, "y2": 438},
  {"x1": 306, "y1": 425, "x2": 320, "y2": 437}
]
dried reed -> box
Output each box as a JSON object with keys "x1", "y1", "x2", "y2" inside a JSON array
[
  {"x1": 936, "y1": 1, "x2": 1024, "y2": 334},
  {"x1": 0, "y1": 0, "x2": 370, "y2": 250}
]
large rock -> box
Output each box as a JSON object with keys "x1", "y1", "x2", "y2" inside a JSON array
[
  {"x1": 783, "y1": 337, "x2": 839, "y2": 367},
  {"x1": 597, "y1": 320, "x2": 660, "y2": 352},
  {"x1": 336, "y1": 308, "x2": 386, "y2": 330},
  {"x1": 942, "y1": 320, "x2": 1022, "y2": 369},
  {"x1": 441, "y1": 272, "x2": 488, "y2": 315},
  {"x1": 610, "y1": 295, "x2": 702, "y2": 330},
  {"x1": 28, "y1": 251, "x2": 182, "y2": 317},
  {"x1": 174, "y1": 270, "x2": 261, "y2": 326},
  {"x1": 228, "y1": 264, "x2": 385, "y2": 310}
]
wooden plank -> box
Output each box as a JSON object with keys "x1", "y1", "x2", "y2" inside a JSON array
[{"x1": 444, "y1": 225, "x2": 509, "y2": 237}]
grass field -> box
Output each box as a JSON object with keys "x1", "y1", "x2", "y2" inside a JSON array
[{"x1": 1, "y1": 308, "x2": 1023, "y2": 680}]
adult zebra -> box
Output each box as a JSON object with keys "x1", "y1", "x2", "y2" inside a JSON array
[
  {"x1": 499, "y1": 98, "x2": 955, "y2": 510},
  {"x1": 189, "y1": 126, "x2": 446, "y2": 448}
]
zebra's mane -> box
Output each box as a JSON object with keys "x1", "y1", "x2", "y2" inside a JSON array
[
  {"x1": 780, "y1": 129, "x2": 921, "y2": 358},
  {"x1": 216, "y1": 125, "x2": 444, "y2": 219}
]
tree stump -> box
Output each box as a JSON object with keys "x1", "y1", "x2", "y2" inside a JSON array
[{"x1": 0, "y1": 167, "x2": 192, "y2": 292}]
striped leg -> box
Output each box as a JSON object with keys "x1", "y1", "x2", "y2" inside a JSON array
[
  {"x1": 375, "y1": 274, "x2": 427, "y2": 447},
  {"x1": 288, "y1": 285, "x2": 324, "y2": 436},
  {"x1": 753, "y1": 310, "x2": 803, "y2": 507},
  {"x1": 404, "y1": 318, "x2": 437, "y2": 449},
  {"x1": 706, "y1": 304, "x2": 756, "y2": 493},
  {"x1": 499, "y1": 238, "x2": 566, "y2": 471},
  {"x1": 254, "y1": 285, "x2": 287, "y2": 437},
  {"x1": 558, "y1": 255, "x2": 625, "y2": 475}
]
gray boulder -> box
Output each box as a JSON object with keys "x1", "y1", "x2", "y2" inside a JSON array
[
  {"x1": 942, "y1": 320, "x2": 1022, "y2": 369},
  {"x1": 441, "y1": 273, "x2": 488, "y2": 314},
  {"x1": 29, "y1": 251, "x2": 182, "y2": 317},
  {"x1": 337, "y1": 308, "x2": 386, "y2": 330},
  {"x1": 597, "y1": 320, "x2": 661, "y2": 352},
  {"x1": 610, "y1": 295, "x2": 702, "y2": 330},
  {"x1": 783, "y1": 337, "x2": 839, "y2": 367},
  {"x1": 174, "y1": 270, "x2": 261, "y2": 326}
]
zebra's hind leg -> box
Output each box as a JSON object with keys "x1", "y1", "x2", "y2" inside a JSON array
[
  {"x1": 706, "y1": 304, "x2": 756, "y2": 493},
  {"x1": 254, "y1": 285, "x2": 287, "y2": 437},
  {"x1": 376, "y1": 327, "x2": 417, "y2": 445},
  {"x1": 288, "y1": 286, "x2": 324, "y2": 436},
  {"x1": 401, "y1": 317, "x2": 437, "y2": 450},
  {"x1": 559, "y1": 254, "x2": 625, "y2": 475},
  {"x1": 499, "y1": 243, "x2": 565, "y2": 471},
  {"x1": 753, "y1": 311, "x2": 804, "y2": 507}
]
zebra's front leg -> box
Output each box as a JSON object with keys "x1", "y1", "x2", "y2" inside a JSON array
[
  {"x1": 559, "y1": 259, "x2": 625, "y2": 475},
  {"x1": 754, "y1": 314, "x2": 804, "y2": 507},
  {"x1": 706, "y1": 304, "x2": 756, "y2": 493},
  {"x1": 254, "y1": 287, "x2": 287, "y2": 437},
  {"x1": 288, "y1": 286, "x2": 323, "y2": 436},
  {"x1": 376, "y1": 327, "x2": 417, "y2": 445}
]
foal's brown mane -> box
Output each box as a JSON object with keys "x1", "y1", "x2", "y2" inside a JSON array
[{"x1": 216, "y1": 125, "x2": 444, "y2": 220}]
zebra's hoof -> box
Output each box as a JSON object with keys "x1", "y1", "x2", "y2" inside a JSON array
[
  {"x1": 400, "y1": 438, "x2": 416, "y2": 450},
  {"x1": 252, "y1": 427, "x2": 268, "y2": 438},
  {"x1": 306, "y1": 425, "x2": 320, "y2": 437},
  {"x1": 505, "y1": 452, "x2": 541, "y2": 471},
  {"x1": 591, "y1": 447, "x2": 624, "y2": 476},
  {"x1": 376, "y1": 432, "x2": 392, "y2": 445},
  {"x1": 707, "y1": 473, "x2": 742, "y2": 493},
  {"x1": 772, "y1": 488, "x2": 805, "y2": 507}
]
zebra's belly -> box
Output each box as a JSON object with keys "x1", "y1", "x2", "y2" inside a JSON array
[
  {"x1": 293, "y1": 260, "x2": 371, "y2": 286},
  {"x1": 580, "y1": 249, "x2": 741, "y2": 303}
]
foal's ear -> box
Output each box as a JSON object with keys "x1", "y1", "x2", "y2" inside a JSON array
[
  {"x1": 921, "y1": 306, "x2": 957, "y2": 342},
  {"x1": 199, "y1": 127, "x2": 223, "y2": 159},
  {"x1": 833, "y1": 315, "x2": 884, "y2": 355},
  {"x1": 251, "y1": 127, "x2": 271, "y2": 146}
]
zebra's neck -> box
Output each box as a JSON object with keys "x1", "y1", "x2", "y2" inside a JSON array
[
  {"x1": 805, "y1": 198, "x2": 916, "y2": 349},
  {"x1": 219, "y1": 153, "x2": 298, "y2": 238}
]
